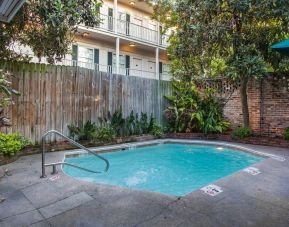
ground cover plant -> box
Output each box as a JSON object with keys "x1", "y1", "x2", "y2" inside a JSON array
[
  {"x1": 0, "y1": 132, "x2": 31, "y2": 156},
  {"x1": 231, "y1": 126, "x2": 252, "y2": 139},
  {"x1": 284, "y1": 127, "x2": 289, "y2": 140}
]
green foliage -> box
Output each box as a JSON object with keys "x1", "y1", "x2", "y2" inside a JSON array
[
  {"x1": 0, "y1": 0, "x2": 102, "y2": 63},
  {"x1": 150, "y1": 123, "x2": 163, "y2": 138},
  {"x1": 99, "y1": 110, "x2": 161, "y2": 137},
  {"x1": 69, "y1": 110, "x2": 163, "y2": 142},
  {"x1": 284, "y1": 128, "x2": 289, "y2": 141},
  {"x1": 109, "y1": 110, "x2": 125, "y2": 136},
  {"x1": 164, "y1": 80, "x2": 230, "y2": 134},
  {"x1": 95, "y1": 126, "x2": 115, "y2": 142},
  {"x1": 0, "y1": 132, "x2": 31, "y2": 155},
  {"x1": 140, "y1": 113, "x2": 149, "y2": 134},
  {"x1": 0, "y1": 69, "x2": 20, "y2": 127},
  {"x1": 231, "y1": 127, "x2": 252, "y2": 139},
  {"x1": 68, "y1": 120, "x2": 97, "y2": 141}
]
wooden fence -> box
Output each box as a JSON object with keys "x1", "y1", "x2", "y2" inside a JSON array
[{"x1": 1, "y1": 62, "x2": 172, "y2": 143}]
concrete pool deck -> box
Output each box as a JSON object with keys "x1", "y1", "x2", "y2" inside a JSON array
[{"x1": 0, "y1": 140, "x2": 289, "y2": 226}]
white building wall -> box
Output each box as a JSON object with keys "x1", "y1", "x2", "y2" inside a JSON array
[{"x1": 11, "y1": 0, "x2": 171, "y2": 80}]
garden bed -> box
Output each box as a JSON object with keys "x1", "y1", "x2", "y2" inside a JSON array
[
  {"x1": 166, "y1": 133, "x2": 289, "y2": 148},
  {"x1": 0, "y1": 134, "x2": 155, "y2": 166}
]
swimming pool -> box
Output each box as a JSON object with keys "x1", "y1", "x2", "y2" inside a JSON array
[{"x1": 63, "y1": 143, "x2": 264, "y2": 196}]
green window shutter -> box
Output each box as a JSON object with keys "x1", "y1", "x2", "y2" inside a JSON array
[
  {"x1": 108, "y1": 8, "x2": 113, "y2": 30},
  {"x1": 72, "y1": 45, "x2": 78, "y2": 61},
  {"x1": 94, "y1": 49, "x2": 99, "y2": 64},
  {"x1": 159, "y1": 25, "x2": 163, "y2": 44},
  {"x1": 107, "y1": 52, "x2": 112, "y2": 66},
  {"x1": 125, "y1": 55, "x2": 130, "y2": 76},
  {"x1": 94, "y1": 49, "x2": 99, "y2": 71},
  {"x1": 108, "y1": 52, "x2": 113, "y2": 73},
  {"x1": 159, "y1": 62, "x2": 163, "y2": 74},
  {"x1": 72, "y1": 45, "x2": 78, "y2": 66},
  {"x1": 126, "y1": 14, "x2": 130, "y2": 35},
  {"x1": 126, "y1": 14, "x2": 130, "y2": 22},
  {"x1": 108, "y1": 8, "x2": 113, "y2": 17}
]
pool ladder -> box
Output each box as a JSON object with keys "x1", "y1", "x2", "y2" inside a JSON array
[{"x1": 41, "y1": 130, "x2": 109, "y2": 178}]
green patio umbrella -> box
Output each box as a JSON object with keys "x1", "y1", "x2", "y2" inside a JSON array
[{"x1": 271, "y1": 38, "x2": 289, "y2": 56}]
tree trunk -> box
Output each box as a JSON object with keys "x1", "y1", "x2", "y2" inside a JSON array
[{"x1": 240, "y1": 76, "x2": 250, "y2": 127}]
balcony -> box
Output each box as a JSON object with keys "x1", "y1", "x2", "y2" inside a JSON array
[
  {"x1": 86, "y1": 13, "x2": 170, "y2": 48},
  {"x1": 60, "y1": 59, "x2": 171, "y2": 81}
]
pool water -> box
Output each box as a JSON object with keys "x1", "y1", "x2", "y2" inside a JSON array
[{"x1": 63, "y1": 143, "x2": 264, "y2": 196}]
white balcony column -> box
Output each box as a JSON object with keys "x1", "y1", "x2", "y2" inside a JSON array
[
  {"x1": 116, "y1": 37, "x2": 120, "y2": 74},
  {"x1": 155, "y1": 47, "x2": 159, "y2": 80},
  {"x1": 114, "y1": 0, "x2": 118, "y2": 33}
]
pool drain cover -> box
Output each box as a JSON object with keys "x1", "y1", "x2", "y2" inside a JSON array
[{"x1": 200, "y1": 184, "x2": 223, "y2": 196}]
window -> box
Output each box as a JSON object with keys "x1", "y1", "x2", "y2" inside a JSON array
[
  {"x1": 78, "y1": 46, "x2": 94, "y2": 69},
  {"x1": 113, "y1": 54, "x2": 126, "y2": 75}
]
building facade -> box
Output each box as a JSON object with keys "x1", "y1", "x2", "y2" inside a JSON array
[{"x1": 25, "y1": 0, "x2": 170, "y2": 80}]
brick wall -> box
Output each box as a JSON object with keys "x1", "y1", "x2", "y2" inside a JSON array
[{"x1": 224, "y1": 75, "x2": 289, "y2": 137}]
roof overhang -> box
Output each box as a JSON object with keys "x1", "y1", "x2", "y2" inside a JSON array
[{"x1": 0, "y1": 0, "x2": 26, "y2": 23}]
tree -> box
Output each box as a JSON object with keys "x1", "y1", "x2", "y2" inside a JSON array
[
  {"x1": 0, "y1": 0, "x2": 102, "y2": 64},
  {"x1": 0, "y1": 69, "x2": 20, "y2": 127},
  {"x1": 153, "y1": 0, "x2": 289, "y2": 127}
]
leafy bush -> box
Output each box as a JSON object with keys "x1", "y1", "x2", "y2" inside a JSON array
[
  {"x1": 95, "y1": 126, "x2": 115, "y2": 142},
  {"x1": 164, "y1": 80, "x2": 230, "y2": 134},
  {"x1": 231, "y1": 127, "x2": 252, "y2": 139},
  {"x1": 0, "y1": 132, "x2": 31, "y2": 155},
  {"x1": 140, "y1": 113, "x2": 149, "y2": 134},
  {"x1": 284, "y1": 127, "x2": 289, "y2": 140},
  {"x1": 68, "y1": 120, "x2": 97, "y2": 141},
  {"x1": 150, "y1": 123, "x2": 163, "y2": 138},
  {"x1": 98, "y1": 110, "x2": 161, "y2": 137},
  {"x1": 109, "y1": 110, "x2": 125, "y2": 136},
  {"x1": 69, "y1": 110, "x2": 163, "y2": 142}
]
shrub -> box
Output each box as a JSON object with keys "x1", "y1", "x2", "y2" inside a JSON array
[
  {"x1": 140, "y1": 113, "x2": 149, "y2": 134},
  {"x1": 68, "y1": 110, "x2": 163, "y2": 142},
  {"x1": 149, "y1": 123, "x2": 163, "y2": 138},
  {"x1": 68, "y1": 120, "x2": 97, "y2": 141},
  {"x1": 231, "y1": 127, "x2": 252, "y2": 139},
  {"x1": 284, "y1": 128, "x2": 289, "y2": 140},
  {"x1": 164, "y1": 80, "x2": 230, "y2": 134},
  {"x1": 95, "y1": 126, "x2": 115, "y2": 142},
  {"x1": 0, "y1": 132, "x2": 31, "y2": 155}
]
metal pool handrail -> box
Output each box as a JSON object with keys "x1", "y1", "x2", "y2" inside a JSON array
[{"x1": 41, "y1": 130, "x2": 109, "y2": 178}]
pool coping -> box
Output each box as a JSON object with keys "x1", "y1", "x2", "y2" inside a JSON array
[
  {"x1": 60, "y1": 139, "x2": 286, "y2": 198},
  {"x1": 63, "y1": 139, "x2": 286, "y2": 161}
]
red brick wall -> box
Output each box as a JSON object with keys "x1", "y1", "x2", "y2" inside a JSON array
[{"x1": 224, "y1": 75, "x2": 289, "y2": 137}]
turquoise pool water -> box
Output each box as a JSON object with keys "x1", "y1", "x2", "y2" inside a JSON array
[{"x1": 63, "y1": 143, "x2": 264, "y2": 196}]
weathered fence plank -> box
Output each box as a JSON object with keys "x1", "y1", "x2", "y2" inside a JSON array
[{"x1": 0, "y1": 62, "x2": 171, "y2": 142}]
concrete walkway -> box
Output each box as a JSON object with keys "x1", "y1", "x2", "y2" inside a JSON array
[{"x1": 0, "y1": 141, "x2": 289, "y2": 227}]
